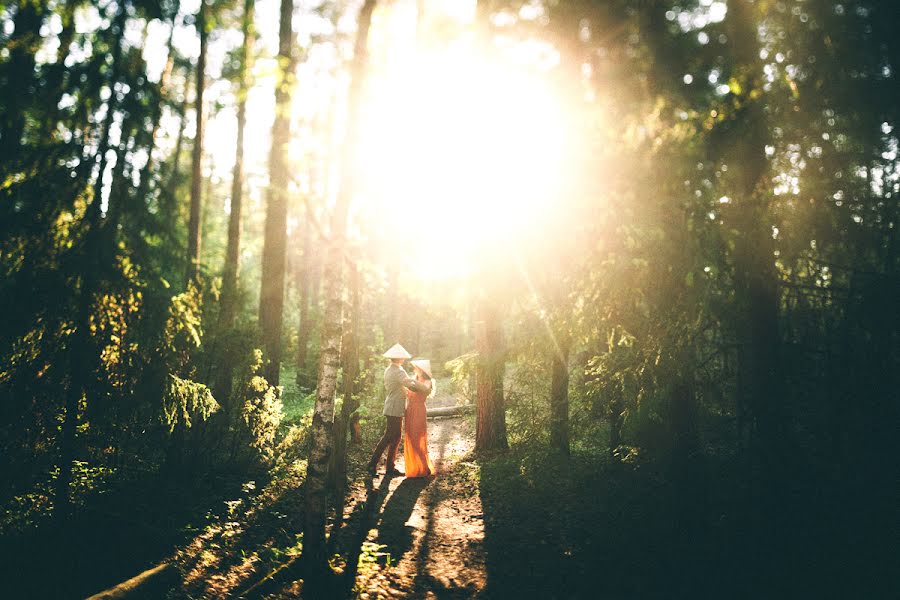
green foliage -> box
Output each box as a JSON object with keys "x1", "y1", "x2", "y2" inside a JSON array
[
  {"x1": 163, "y1": 374, "x2": 220, "y2": 433},
  {"x1": 503, "y1": 350, "x2": 551, "y2": 445},
  {"x1": 162, "y1": 283, "x2": 205, "y2": 373},
  {"x1": 278, "y1": 362, "x2": 316, "y2": 425},
  {"x1": 354, "y1": 540, "x2": 391, "y2": 582},
  {"x1": 234, "y1": 350, "x2": 283, "y2": 464},
  {"x1": 444, "y1": 351, "x2": 478, "y2": 402}
]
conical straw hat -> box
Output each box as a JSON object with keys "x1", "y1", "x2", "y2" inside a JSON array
[
  {"x1": 411, "y1": 359, "x2": 433, "y2": 379},
  {"x1": 383, "y1": 343, "x2": 412, "y2": 359}
]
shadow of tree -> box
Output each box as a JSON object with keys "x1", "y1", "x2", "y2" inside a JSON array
[
  {"x1": 331, "y1": 418, "x2": 456, "y2": 598},
  {"x1": 475, "y1": 448, "x2": 762, "y2": 599},
  {"x1": 328, "y1": 473, "x2": 395, "y2": 597},
  {"x1": 175, "y1": 465, "x2": 309, "y2": 599},
  {"x1": 228, "y1": 471, "x2": 399, "y2": 599},
  {"x1": 410, "y1": 420, "x2": 449, "y2": 595},
  {"x1": 375, "y1": 477, "x2": 430, "y2": 566}
]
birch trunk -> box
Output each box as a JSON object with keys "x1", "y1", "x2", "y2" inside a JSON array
[
  {"x1": 328, "y1": 260, "x2": 361, "y2": 523},
  {"x1": 302, "y1": 0, "x2": 376, "y2": 580}
]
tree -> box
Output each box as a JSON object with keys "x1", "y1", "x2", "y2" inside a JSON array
[
  {"x1": 39, "y1": 0, "x2": 82, "y2": 139},
  {"x1": 721, "y1": 0, "x2": 788, "y2": 476},
  {"x1": 474, "y1": 296, "x2": 508, "y2": 452},
  {"x1": 258, "y1": 0, "x2": 296, "y2": 386},
  {"x1": 302, "y1": 0, "x2": 377, "y2": 580},
  {"x1": 328, "y1": 257, "x2": 361, "y2": 523},
  {"x1": 186, "y1": 0, "x2": 209, "y2": 285},
  {"x1": 215, "y1": 0, "x2": 255, "y2": 402}
]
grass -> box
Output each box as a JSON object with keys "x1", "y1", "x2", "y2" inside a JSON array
[{"x1": 279, "y1": 363, "x2": 315, "y2": 427}]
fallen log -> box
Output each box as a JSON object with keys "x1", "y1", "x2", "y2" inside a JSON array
[
  {"x1": 84, "y1": 561, "x2": 177, "y2": 600},
  {"x1": 426, "y1": 404, "x2": 473, "y2": 418}
]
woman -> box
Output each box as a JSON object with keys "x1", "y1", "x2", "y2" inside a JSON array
[{"x1": 404, "y1": 359, "x2": 436, "y2": 478}]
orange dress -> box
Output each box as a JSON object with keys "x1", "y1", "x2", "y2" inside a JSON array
[{"x1": 403, "y1": 388, "x2": 435, "y2": 477}]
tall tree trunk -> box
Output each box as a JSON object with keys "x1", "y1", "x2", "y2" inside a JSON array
[
  {"x1": 670, "y1": 376, "x2": 698, "y2": 461},
  {"x1": 475, "y1": 297, "x2": 508, "y2": 452},
  {"x1": 258, "y1": 0, "x2": 296, "y2": 385},
  {"x1": 344, "y1": 260, "x2": 362, "y2": 444},
  {"x1": 105, "y1": 3, "x2": 149, "y2": 225},
  {"x1": 723, "y1": 6, "x2": 789, "y2": 572},
  {"x1": 726, "y1": 0, "x2": 787, "y2": 474},
  {"x1": 186, "y1": 0, "x2": 208, "y2": 285},
  {"x1": 303, "y1": 0, "x2": 376, "y2": 582},
  {"x1": 308, "y1": 249, "x2": 321, "y2": 309},
  {"x1": 215, "y1": 0, "x2": 255, "y2": 403},
  {"x1": 220, "y1": 0, "x2": 254, "y2": 327},
  {"x1": 470, "y1": 0, "x2": 507, "y2": 453},
  {"x1": 57, "y1": 279, "x2": 93, "y2": 520},
  {"x1": 103, "y1": 126, "x2": 136, "y2": 241},
  {"x1": 549, "y1": 336, "x2": 570, "y2": 455}
]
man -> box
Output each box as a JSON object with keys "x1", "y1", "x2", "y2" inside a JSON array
[{"x1": 368, "y1": 343, "x2": 429, "y2": 477}]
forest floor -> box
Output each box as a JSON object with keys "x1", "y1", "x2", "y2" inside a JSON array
[{"x1": 14, "y1": 376, "x2": 891, "y2": 599}]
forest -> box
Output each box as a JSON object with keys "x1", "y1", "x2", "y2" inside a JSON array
[{"x1": 1, "y1": 0, "x2": 898, "y2": 597}]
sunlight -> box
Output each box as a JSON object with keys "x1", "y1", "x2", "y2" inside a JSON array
[
  {"x1": 193, "y1": 0, "x2": 568, "y2": 283},
  {"x1": 356, "y1": 43, "x2": 567, "y2": 281}
]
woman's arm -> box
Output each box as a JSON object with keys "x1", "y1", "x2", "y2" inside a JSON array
[{"x1": 402, "y1": 378, "x2": 432, "y2": 395}]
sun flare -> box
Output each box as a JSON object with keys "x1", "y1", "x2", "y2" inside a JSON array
[{"x1": 355, "y1": 40, "x2": 567, "y2": 280}]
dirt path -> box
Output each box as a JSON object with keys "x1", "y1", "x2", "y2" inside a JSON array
[
  {"x1": 166, "y1": 390, "x2": 488, "y2": 600},
  {"x1": 340, "y1": 415, "x2": 487, "y2": 599}
]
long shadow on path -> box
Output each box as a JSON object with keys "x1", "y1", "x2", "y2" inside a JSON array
[
  {"x1": 326, "y1": 473, "x2": 427, "y2": 598},
  {"x1": 376, "y1": 477, "x2": 430, "y2": 566},
  {"x1": 333, "y1": 418, "x2": 463, "y2": 598}
]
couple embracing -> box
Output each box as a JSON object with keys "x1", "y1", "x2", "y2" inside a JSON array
[{"x1": 367, "y1": 343, "x2": 436, "y2": 478}]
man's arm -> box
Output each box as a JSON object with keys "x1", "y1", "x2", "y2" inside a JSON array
[{"x1": 387, "y1": 368, "x2": 422, "y2": 393}]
